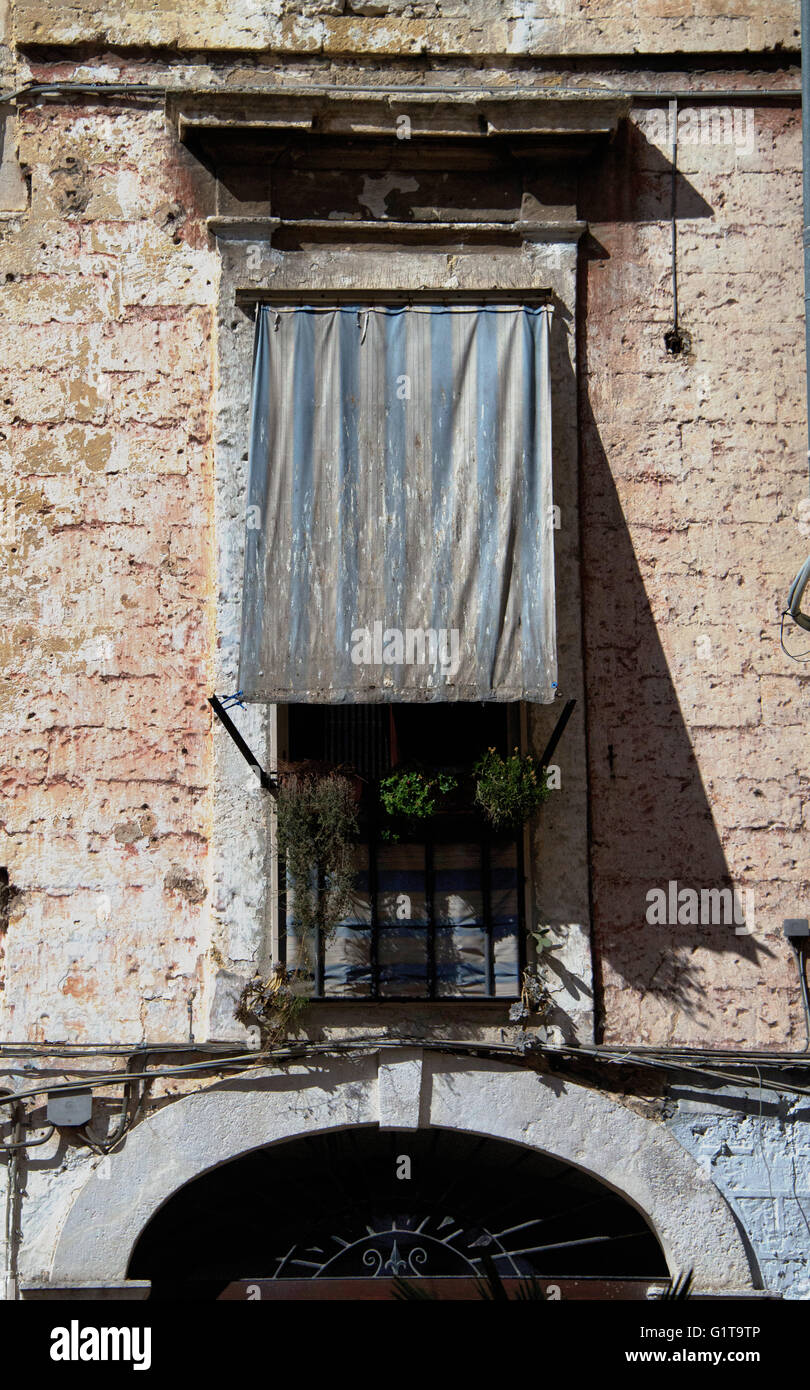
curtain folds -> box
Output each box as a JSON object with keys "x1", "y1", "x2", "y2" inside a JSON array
[{"x1": 238, "y1": 303, "x2": 556, "y2": 703}]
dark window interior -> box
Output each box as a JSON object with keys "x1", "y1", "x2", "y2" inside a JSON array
[
  {"x1": 287, "y1": 701, "x2": 517, "y2": 779},
  {"x1": 283, "y1": 705, "x2": 525, "y2": 1002}
]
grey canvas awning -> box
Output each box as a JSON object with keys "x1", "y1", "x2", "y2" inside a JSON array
[{"x1": 238, "y1": 303, "x2": 556, "y2": 703}]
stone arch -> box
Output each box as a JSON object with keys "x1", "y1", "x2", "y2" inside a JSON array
[{"x1": 50, "y1": 1051, "x2": 756, "y2": 1292}]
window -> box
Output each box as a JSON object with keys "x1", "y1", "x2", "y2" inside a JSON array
[
  {"x1": 236, "y1": 300, "x2": 552, "y2": 997},
  {"x1": 280, "y1": 704, "x2": 525, "y2": 1000}
]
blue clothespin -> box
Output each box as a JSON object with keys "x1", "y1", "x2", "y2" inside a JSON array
[{"x1": 220, "y1": 690, "x2": 246, "y2": 710}]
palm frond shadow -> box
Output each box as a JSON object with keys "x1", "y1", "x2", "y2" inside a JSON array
[{"x1": 392, "y1": 1260, "x2": 694, "y2": 1301}]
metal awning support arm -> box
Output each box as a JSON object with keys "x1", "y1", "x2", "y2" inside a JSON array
[{"x1": 208, "y1": 695, "x2": 279, "y2": 797}]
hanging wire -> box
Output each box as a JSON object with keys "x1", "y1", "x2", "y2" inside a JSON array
[
  {"x1": 670, "y1": 97, "x2": 679, "y2": 336},
  {"x1": 5, "y1": 1040, "x2": 810, "y2": 1122},
  {"x1": 780, "y1": 609, "x2": 810, "y2": 661},
  {"x1": 663, "y1": 98, "x2": 688, "y2": 356}
]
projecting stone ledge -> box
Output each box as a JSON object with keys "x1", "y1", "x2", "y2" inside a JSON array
[
  {"x1": 173, "y1": 88, "x2": 630, "y2": 159},
  {"x1": 11, "y1": 1, "x2": 797, "y2": 58}
]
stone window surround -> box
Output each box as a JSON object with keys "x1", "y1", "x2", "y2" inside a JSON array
[{"x1": 196, "y1": 88, "x2": 628, "y2": 1045}]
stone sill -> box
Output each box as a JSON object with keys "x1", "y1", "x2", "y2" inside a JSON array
[{"x1": 21, "y1": 1281, "x2": 151, "y2": 1301}]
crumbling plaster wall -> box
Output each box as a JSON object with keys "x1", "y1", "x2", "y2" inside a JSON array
[
  {"x1": 0, "y1": 0, "x2": 808, "y2": 1305},
  {"x1": 9, "y1": 0, "x2": 800, "y2": 59},
  {"x1": 0, "y1": 97, "x2": 219, "y2": 1040},
  {"x1": 11, "y1": 1049, "x2": 810, "y2": 1298},
  {"x1": 667, "y1": 1089, "x2": 810, "y2": 1299},
  {"x1": 0, "y1": 77, "x2": 596, "y2": 1050},
  {"x1": 17, "y1": 1055, "x2": 759, "y2": 1296}
]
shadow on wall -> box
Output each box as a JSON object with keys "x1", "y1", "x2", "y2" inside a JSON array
[
  {"x1": 575, "y1": 118, "x2": 771, "y2": 1038},
  {"x1": 581, "y1": 115, "x2": 716, "y2": 224}
]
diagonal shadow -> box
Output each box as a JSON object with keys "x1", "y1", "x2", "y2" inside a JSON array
[
  {"x1": 579, "y1": 115, "x2": 715, "y2": 225},
  {"x1": 574, "y1": 120, "x2": 770, "y2": 1036}
]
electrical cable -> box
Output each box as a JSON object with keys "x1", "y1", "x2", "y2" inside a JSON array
[
  {"x1": 76, "y1": 1051, "x2": 152, "y2": 1155},
  {"x1": 790, "y1": 940, "x2": 810, "y2": 1051},
  {"x1": 670, "y1": 96, "x2": 679, "y2": 340},
  {"x1": 780, "y1": 609, "x2": 810, "y2": 661},
  {"x1": 6, "y1": 1037, "x2": 810, "y2": 1063},
  {"x1": 0, "y1": 81, "x2": 802, "y2": 107},
  {"x1": 0, "y1": 1084, "x2": 53, "y2": 1150},
  {"x1": 0, "y1": 1124, "x2": 54, "y2": 1151},
  {"x1": 3, "y1": 1039, "x2": 810, "y2": 1121},
  {"x1": 1, "y1": 1091, "x2": 22, "y2": 1301}
]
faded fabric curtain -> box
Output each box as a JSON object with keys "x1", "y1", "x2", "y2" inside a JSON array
[{"x1": 238, "y1": 303, "x2": 556, "y2": 703}]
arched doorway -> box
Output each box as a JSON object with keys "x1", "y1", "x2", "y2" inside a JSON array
[
  {"x1": 128, "y1": 1127, "x2": 669, "y2": 1299},
  {"x1": 48, "y1": 1056, "x2": 756, "y2": 1296}
]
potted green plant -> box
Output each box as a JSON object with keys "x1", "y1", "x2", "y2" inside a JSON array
[
  {"x1": 473, "y1": 747, "x2": 550, "y2": 831},
  {"x1": 233, "y1": 769, "x2": 360, "y2": 1043},
  {"x1": 378, "y1": 767, "x2": 458, "y2": 839}
]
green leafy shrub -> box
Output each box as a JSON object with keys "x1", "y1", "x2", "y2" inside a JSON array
[
  {"x1": 473, "y1": 747, "x2": 550, "y2": 830},
  {"x1": 379, "y1": 768, "x2": 458, "y2": 831}
]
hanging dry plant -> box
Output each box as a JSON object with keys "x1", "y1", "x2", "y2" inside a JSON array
[
  {"x1": 235, "y1": 965, "x2": 309, "y2": 1046},
  {"x1": 276, "y1": 770, "x2": 360, "y2": 957}
]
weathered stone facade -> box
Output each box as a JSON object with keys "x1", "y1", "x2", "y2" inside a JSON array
[
  {"x1": 583, "y1": 100, "x2": 808, "y2": 1046},
  {"x1": 0, "y1": 0, "x2": 809, "y2": 1301}
]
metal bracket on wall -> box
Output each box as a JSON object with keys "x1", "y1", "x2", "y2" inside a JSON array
[
  {"x1": 208, "y1": 695, "x2": 278, "y2": 797},
  {"x1": 209, "y1": 694, "x2": 574, "y2": 798}
]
